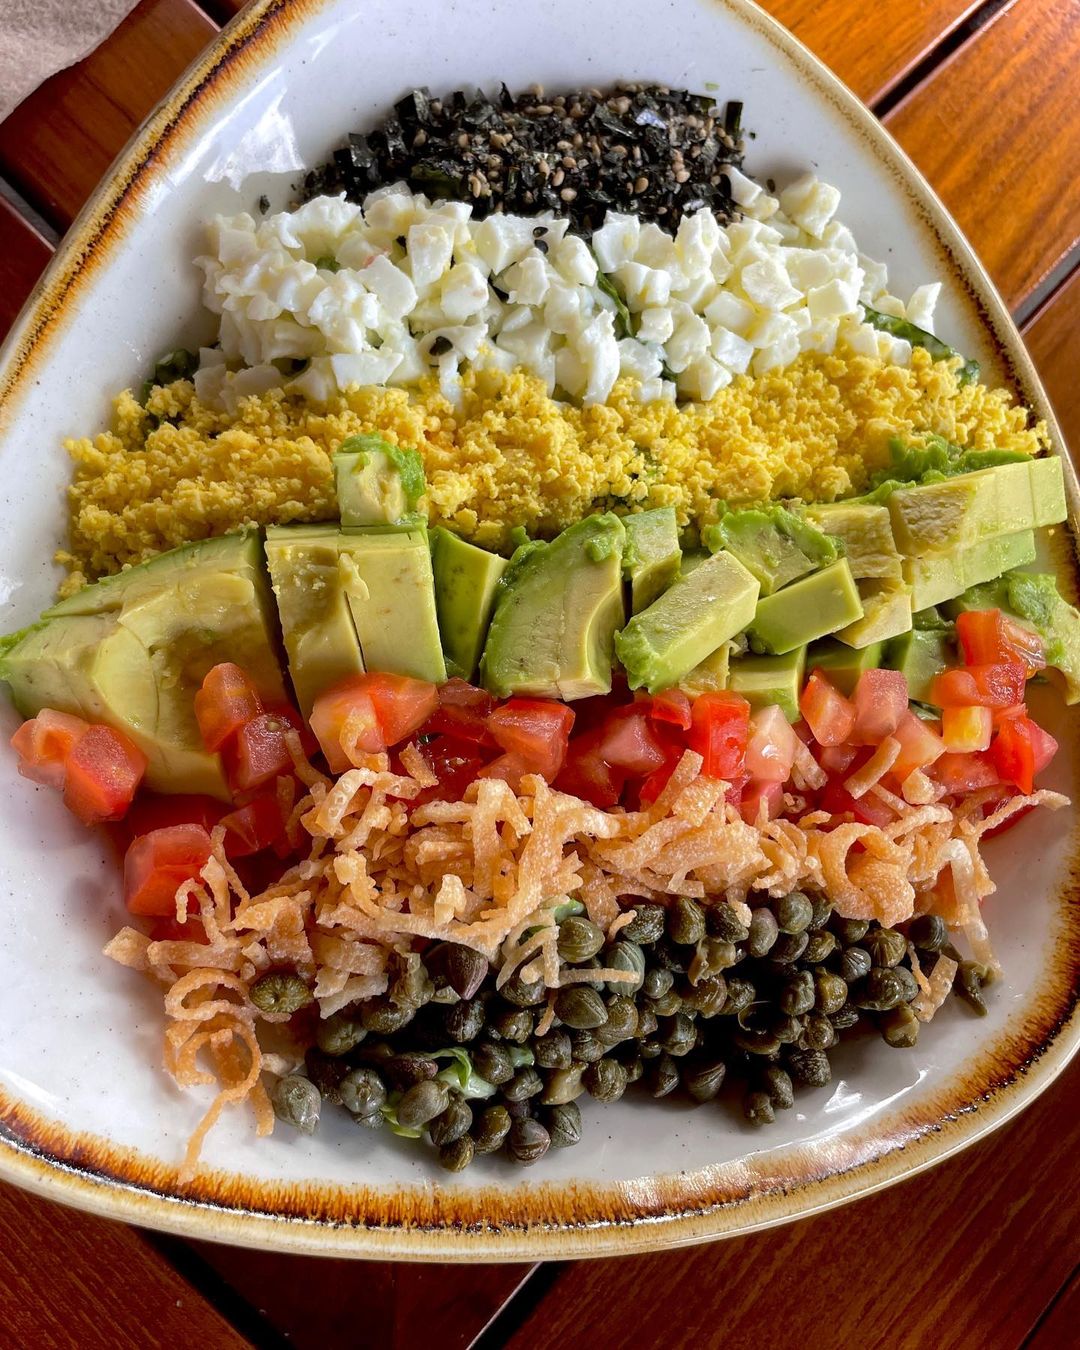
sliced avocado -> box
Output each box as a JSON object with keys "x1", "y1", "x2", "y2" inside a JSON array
[
  {"x1": 806, "y1": 638, "x2": 886, "y2": 696},
  {"x1": 705, "y1": 505, "x2": 837, "y2": 596},
  {"x1": 341, "y1": 528, "x2": 447, "y2": 684},
  {"x1": 727, "y1": 647, "x2": 807, "y2": 721},
  {"x1": 1030, "y1": 456, "x2": 1067, "y2": 528},
  {"x1": 887, "y1": 460, "x2": 1059, "y2": 556},
  {"x1": 265, "y1": 525, "x2": 366, "y2": 718},
  {"x1": 431, "y1": 527, "x2": 507, "y2": 680},
  {"x1": 623, "y1": 508, "x2": 682, "y2": 612},
  {"x1": 749, "y1": 559, "x2": 863, "y2": 655},
  {"x1": 835, "y1": 580, "x2": 913, "y2": 649},
  {"x1": 335, "y1": 433, "x2": 426, "y2": 528},
  {"x1": 885, "y1": 629, "x2": 953, "y2": 703},
  {"x1": 679, "y1": 641, "x2": 735, "y2": 695},
  {"x1": 802, "y1": 502, "x2": 902, "y2": 580},
  {"x1": 482, "y1": 514, "x2": 626, "y2": 699},
  {"x1": 680, "y1": 549, "x2": 710, "y2": 577},
  {"x1": 904, "y1": 528, "x2": 1036, "y2": 610},
  {"x1": 616, "y1": 549, "x2": 759, "y2": 693}
]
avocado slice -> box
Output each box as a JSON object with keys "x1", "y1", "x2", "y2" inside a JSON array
[
  {"x1": 749, "y1": 559, "x2": 863, "y2": 655},
  {"x1": 623, "y1": 508, "x2": 682, "y2": 612},
  {"x1": 679, "y1": 549, "x2": 710, "y2": 577},
  {"x1": 727, "y1": 647, "x2": 807, "y2": 721},
  {"x1": 802, "y1": 502, "x2": 902, "y2": 580},
  {"x1": 431, "y1": 527, "x2": 507, "y2": 680},
  {"x1": 340, "y1": 528, "x2": 447, "y2": 684},
  {"x1": 616, "y1": 549, "x2": 759, "y2": 693},
  {"x1": 904, "y1": 528, "x2": 1036, "y2": 610},
  {"x1": 335, "y1": 433, "x2": 427, "y2": 528},
  {"x1": 482, "y1": 514, "x2": 626, "y2": 699},
  {"x1": 885, "y1": 629, "x2": 954, "y2": 703},
  {"x1": 705, "y1": 505, "x2": 837, "y2": 597},
  {"x1": 679, "y1": 641, "x2": 735, "y2": 695},
  {"x1": 835, "y1": 580, "x2": 913, "y2": 649},
  {"x1": 806, "y1": 638, "x2": 886, "y2": 697},
  {"x1": 1030, "y1": 456, "x2": 1067, "y2": 527}
]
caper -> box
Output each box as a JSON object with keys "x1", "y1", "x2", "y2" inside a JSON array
[
  {"x1": 852, "y1": 967, "x2": 907, "y2": 1012},
  {"x1": 595, "y1": 996, "x2": 638, "y2": 1046},
  {"x1": 744, "y1": 1089, "x2": 775, "y2": 1123},
  {"x1": 829, "y1": 1004, "x2": 861, "y2": 1031},
  {"x1": 831, "y1": 916, "x2": 870, "y2": 945},
  {"x1": 636, "y1": 1007, "x2": 658, "y2": 1038},
  {"x1": 339, "y1": 1066, "x2": 387, "y2": 1118},
  {"x1": 668, "y1": 896, "x2": 707, "y2": 945},
  {"x1": 504, "y1": 1097, "x2": 533, "y2": 1120},
  {"x1": 490, "y1": 1004, "x2": 534, "y2": 1042},
  {"x1": 642, "y1": 967, "x2": 675, "y2": 1000},
  {"x1": 733, "y1": 1027, "x2": 782, "y2": 1056},
  {"x1": 894, "y1": 966, "x2": 920, "y2": 1003},
  {"x1": 311, "y1": 1011, "x2": 363, "y2": 1056},
  {"x1": 721, "y1": 977, "x2": 755, "y2": 1017},
  {"x1": 555, "y1": 915, "x2": 604, "y2": 964},
  {"x1": 770, "y1": 1012, "x2": 804, "y2": 1044},
  {"x1": 955, "y1": 960, "x2": 989, "y2": 1016},
  {"x1": 620, "y1": 1054, "x2": 644, "y2": 1084},
  {"x1": 758, "y1": 1064, "x2": 794, "y2": 1110},
  {"x1": 880, "y1": 1005, "x2": 921, "y2": 1047},
  {"x1": 305, "y1": 1049, "x2": 348, "y2": 1104},
  {"x1": 689, "y1": 937, "x2": 737, "y2": 983},
  {"x1": 605, "y1": 940, "x2": 646, "y2": 995},
  {"x1": 353, "y1": 1107, "x2": 385, "y2": 1130},
  {"x1": 472, "y1": 1040, "x2": 514, "y2": 1085},
  {"x1": 747, "y1": 907, "x2": 780, "y2": 957},
  {"x1": 503, "y1": 1066, "x2": 544, "y2": 1102},
  {"x1": 533, "y1": 1030, "x2": 572, "y2": 1069},
  {"x1": 541, "y1": 1065, "x2": 585, "y2": 1105},
  {"x1": 839, "y1": 946, "x2": 873, "y2": 984},
  {"x1": 501, "y1": 972, "x2": 547, "y2": 1007},
  {"x1": 443, "y1": 997, "x2": 485, "y2": 1043},
  {"x1": 645, "y1": 988, "x2": 683, "y2": 1018},
  {"x1": 250, "y1": 971, "x2": 314, "y2": 1015},
  {"x1": 360, "y1": 998, "x2": 415, "y2": 1034},
  {"x1": 384, "y1": 1052, "x2": 437, "y2": 1090},
  {"x1": 429, "y1": 1095, "x2": 473, "y2": 1147},
  {"x1": 684, "y1": 1057, "x2": 727, "y2": 1102},
  {"x1": 584, "y1": 1058, "x2": 627, "y2": 1103},
  {"x1": 814, "y1": 970, "x2": 849, "y2": 1015},
  {"x1": 706, "y1": 901, "x2": 750, "y2": 943},
  {"x1": 620, "y1": 902, "x2": 666, "y2": 944},
  {"x1": 786, "y1": 1048, "x2": 832, "y2": 1087},
  {"x1": 438, "y1": 1134, "x2": 475, "y2": 1172},
  {"x1": 471, "y1": 1103, "x2": 512, "y2": 1154},
  {"x1": 545, "y1": 1100, "x2": 582, "y2": 1148},
  {"x1": 799, "y1": 1013, "x2": 837, "y2": 1051},
  {"x1": 646, "y1": 1053, "x2": 680, "y2": 1098},
  {"x1": 507, "y1": 1117, "x2": 551, "y2": 1165},
  {"x1": 397, "y1": 1079, "x2": 450, "y2": 1129},
  {"x1": 659, "y1": 1011, "x2": 696, "y2": 1057},
  {"x1": 554, "y1": 985, "x2": 608, "y2": 1029},
  {"x1": 864, "y1": 927, "x2": 908, "y2": 968},
  {"x1": 802, "y1": 931, "x2": 837, "y2": 964},
  {"x1": 908, "y1": 913, "x2": 948, "y2": 952},
  {"x1": 270, "y1": 1074, "x2": 321, "y2": 1133},
  {"x1": 771, "y1": 931, "x2": 810, "y2": 963},
  {"x1": 681, "y1": 974, "x2": 728, "y2": 1018},
  {"x1": 772, "y1": 891, "x2": 814, "y2": 935},
  {"x1": 570, "y1": 1029, "x2": 605, "y2": 1063},
  {"x1": 653, "y1": 937, "x2": 690, "y2": 972},
  {"x1": 389, "y1": 954, "x2": 434, "y2": 1010},
  {"x1": 780, "y1": 970, "x2": 816, "y2": 1017},
  {"x1": 429, "y1": 943, "x2": 490, "y2": 1000},
  {"x1": 638, "y1": 1037, "x2": 663, "y2": 1060},
  {"x1": 809, "y1": 896, "x2": 833, "y2": 931}
]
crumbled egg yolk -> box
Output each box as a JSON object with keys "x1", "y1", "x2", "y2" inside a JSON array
[{"x1": 59, "y1": 345, "x2": 1047, "y2": 590}]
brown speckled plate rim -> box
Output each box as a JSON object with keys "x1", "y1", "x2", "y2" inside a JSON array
[{"x1": 0, "y1": 0, "x2": 1076, "y2": 1261}]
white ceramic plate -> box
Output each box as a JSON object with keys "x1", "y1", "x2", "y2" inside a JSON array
[{"x1": 0, "y1": 0, "x2": 1076, "y2": 1259}]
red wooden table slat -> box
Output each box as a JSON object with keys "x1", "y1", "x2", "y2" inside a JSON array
[
  {"x1": 885, "y1": 0, "x2": 1080, "y2": 310},
  {"x1": 502, "y1": 1059, "x2": 1080, "y2": 1350},
  {"x1": 1028, "y1": 1268, "x2": 1080, "y2": 1349},
  {"x1": 0, "y1": 196, "x2": 52, "y2": 338},
  {"x1": 0, "y1": 1181, "x2": 250, "y2": 1349},
  {"x1": 0, "y1": 0, "x2": 217, "y2": 232},
  {"x1": 1022, "y1": 265, "x2": 1080, "y2": 463}
]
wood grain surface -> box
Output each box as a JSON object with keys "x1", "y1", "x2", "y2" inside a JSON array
[
  {"x1": 0, "y1": 195, "x2": 51, "y2": 337},
  {"x1": 1023, "y1": 265, "x2": 1080, "y2": 459}
]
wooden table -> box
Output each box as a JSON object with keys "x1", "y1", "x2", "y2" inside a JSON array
[{"x1": 1, "y1": 2, "x2": 1078, "y2": 1345}]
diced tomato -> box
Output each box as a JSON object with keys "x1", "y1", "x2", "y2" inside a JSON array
[
  {"x1": 645, "y1": 688, "x2": 693, "y2": 731},
  {"x1": 687, "y1": 691, "x2": 750, "y2": 779},
  {"x1": 126, "y1": 793, "x2": 228, "y2": 839},
  {"x1": 415, "y1": 735, "x2": 487, "y2": 804},
  {"x1": 219, "y1": 794, "x2": 287, "y2": 857},
  {"x1": 930, "y1": 663, "x2": 1026, "y2": 709},
  {"x1": 310, "y1": 677, "x2": 382, "y2": 771},
  {"x1": 423, "y1": 679, "x2": 497, "y2": 745},
  {"x1": 227, "y1": 712, "x2": 301, "y2": 793},
  {"x1": 933, "y1": 750, "x2": 1001, "y2": 794},
  {"x1": 556, "y1": 728, "x2": 627, "y2": 808},
  {"x1": 820, "y1": 774, "x2": 895, "y2": 827},
  {"x1": 1028, "y1": 718, "x2": 1059, "y2": 776},
  {"x1": 599, "y1": 708, "x2": 670, "y2": 776},
  {"x1": 263, "y1": 701, "x2": 319, "y2": 759},
  {"x1": 740, "y1": 778, "x2": 784, "y2": 824},
  {"x1": 124, "y1": 824, "x2": 213, "y2": 916},
  {"x1": 10, "y1": 709, "x2": 89, "y2": 788},
  {"x1": 890, "y1": 710, "x2": 946, "y2": 781},
  {"x1": 818, "y1": 742, "x2": 859, "y2": 775},
  {"x1": 193, "y1": 663, "x2": 264, "y2": 752},
  {"x1": 990, "y1": 715, "x2": 1037, "y2": 794},
  {"x1": 477, "y1": 751, "x2": 533, "y2": 792},
  {"x1": 637, "y1": 755, "x2": 679, "y2": 807},
  {"x1": 149, "y1": 914, "x2": 211, "y2": 944},
  {"x1": 365, "y1": 674, "x2": 440, "y2": 747},
  {"x1": 62, "y1": 724, "x2": 147, "y2": 824},
  {"x1": 799, "y1": 671, "x2": 856, "y2": 747},
  {"x1": 852, "y1": 668, "x2": 909, "y2": 744},
  {"x1": 941, "y1": 705, "x2": 993, "y2": 753},
  {"x1": 956, "y1": 609, "x2": 1045, "y2": 677},
  {"x1": 487, "y1": 698, "x2": 575, "y2": 781},
  {"x1": 745, "y1": 705, "x2": 797, "y2": 783}
]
